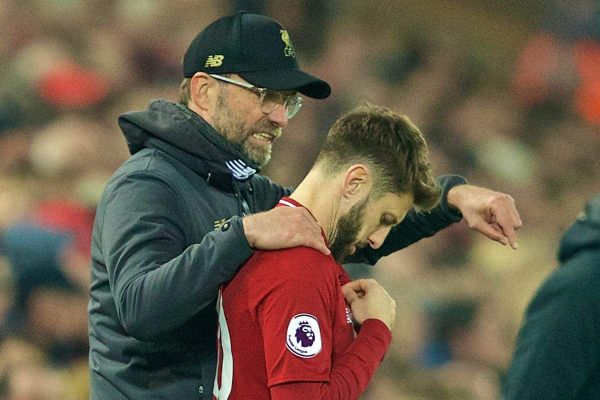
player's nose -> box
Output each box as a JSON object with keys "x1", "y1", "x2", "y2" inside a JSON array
[{"x1": 368, "y1": 226, "x2": 393, "y2": 249}]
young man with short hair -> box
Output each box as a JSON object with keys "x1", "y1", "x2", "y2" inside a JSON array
[{"x1": 213, "y1": 104, "x2": 440, "y2": 399}]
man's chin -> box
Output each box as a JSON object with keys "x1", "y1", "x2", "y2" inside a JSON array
[
  {"x1": 348, "y1": 244, "x2": 357, "y2": 256},
  {"x1": 331, "y1": 246, "x2": 353, "y2": 264},
  {"x1": 338, "y1": 243, "x2": 368, "y2": 263},
  {"x1": 243, "y1": 143, "x2": 271, "y2": 168}
]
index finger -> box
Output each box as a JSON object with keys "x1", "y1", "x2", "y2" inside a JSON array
[
  {"x1": 494, "y1": 208, "x2": 520, "y2": 250},
  {"x1": 342, "y1": 284, "x2": 360, "y2": 304},
  {"x1": 342, "y1": 279, "x2": 366, "y2": 292},
  {"x1": 342, "y1": 279, "x2": 378, "y2": 293}
]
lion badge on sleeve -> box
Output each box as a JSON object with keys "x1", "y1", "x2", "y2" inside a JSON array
[{"x1": 286, "y1": 314, "x2": 322, "y2": 358}]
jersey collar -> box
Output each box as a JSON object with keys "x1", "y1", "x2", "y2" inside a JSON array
[{"x1": 277, "y1": 197, "x2": 329, "y2": 247}]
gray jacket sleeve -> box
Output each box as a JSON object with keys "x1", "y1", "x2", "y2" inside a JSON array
[{"x1": 100, "y1": 173, "x2": 252, "y2": 341}]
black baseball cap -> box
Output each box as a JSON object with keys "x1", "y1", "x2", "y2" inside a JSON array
[{"x1": 183, "y1": 11, "x2": 331, "y2": 99}]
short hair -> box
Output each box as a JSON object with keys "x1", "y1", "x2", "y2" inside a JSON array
[
  {"x1": 178, "y1": 74, "x2": 231, "y2": 106},
  {"x1": 315, "y1": 103, "x2": 440, "y2": 211},
  {"x1": 179, "y1": 78, "x2": 192, "y2": 105}
]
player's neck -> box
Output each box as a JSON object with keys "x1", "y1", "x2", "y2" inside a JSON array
[{"x1": 289, "y1": 170, "x2": 340, "y2": 233}]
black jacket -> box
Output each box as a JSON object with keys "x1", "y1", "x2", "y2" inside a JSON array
[
  {"x1": 504, "y1": 193, "x2": 600, "y2": 400},
  {"x1": 88, "y1": 100, "x2": 464, "y2": 399}
]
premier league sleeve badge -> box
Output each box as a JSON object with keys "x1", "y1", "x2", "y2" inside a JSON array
[{"x1": 285, "y1": 314, "x2": 322, "y2": 358}]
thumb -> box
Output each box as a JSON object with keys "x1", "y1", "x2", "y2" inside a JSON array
[{"x1": 312, "y1": 236, "x2": 331, "y2": 255}]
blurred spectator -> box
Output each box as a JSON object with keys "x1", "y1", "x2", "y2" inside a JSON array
[
  {"x1": 2, "y1": 201, "x2": 92, "y2": 357},
  {"x1": 0, "y1": 338, "x2": 64, "y2": 400},
  {"x1": 38, "y1": 62, "x2": 112, "y2": 110},
  {"x1": 513, "y1": 0, "x2": 600, "y2": 125},
  {"x1": 416, "y1": 297, "x2": 511, "y2": 400},
  {"x1": 421, "y1": 297, "x2": 511, "y2": 369}
]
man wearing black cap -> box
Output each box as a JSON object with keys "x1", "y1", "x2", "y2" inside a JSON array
[{"x1": 88, "y1": 11, "x2": 521, "y2": 399}]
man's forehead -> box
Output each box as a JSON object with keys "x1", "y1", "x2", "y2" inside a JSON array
[
  {"x1": 370, "y1": 192, "x2": 414, "y2": 221},
  {"x1": 375, "y1": 192, "x2": 414, "y2": 209}
]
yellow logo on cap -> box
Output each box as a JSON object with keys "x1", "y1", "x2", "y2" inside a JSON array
[
  {"x1": 205, "y1": 55, "x2": 224, "y2": 67},
  {"x1": 280, "y1": 30, "x2": 295, "y2": 58}
]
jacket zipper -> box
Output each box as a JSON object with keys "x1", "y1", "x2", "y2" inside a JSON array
[{"x1": 233, "y1": 183, "x2": 251, "y2": 217}]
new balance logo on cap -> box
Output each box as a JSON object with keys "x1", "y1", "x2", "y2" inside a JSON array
[{"x1": 205, "y1": 55, "x2": 224, "y2": 67}]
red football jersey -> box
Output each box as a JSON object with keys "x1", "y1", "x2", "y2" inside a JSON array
[{"x1": 213, "y1": 197, "x2": 391, "y2": 400}]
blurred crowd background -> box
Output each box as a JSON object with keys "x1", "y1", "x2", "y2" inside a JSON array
[{"x1": 0, "y1": 0, "x2": 599, "y2": 399}]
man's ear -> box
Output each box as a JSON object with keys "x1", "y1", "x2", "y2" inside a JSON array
[
  {"x1": 189, "y1": 72, "x2": 217, "y2": 118},
  {"x1": 341, "y1": 164, "x2": 372, "y2": 201}
]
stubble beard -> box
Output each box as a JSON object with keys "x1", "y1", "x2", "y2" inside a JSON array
[
  {"x1": 212, "y1": 90, "x2": 274, "y2": 169},
  {"x1": 329, "y1": 197, "x2": 369, "y2": 263}
]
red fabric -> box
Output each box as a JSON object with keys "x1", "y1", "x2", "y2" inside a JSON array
[
  {"x1": 34, "y1": 200, "x2": 95, "y2": 257},
  {"x1": 213, "y1": 198, "x2": 391, "y2": 400},
  {"x1": 270, "y1": 319, "x2": 391, "y2": 400},
  {"x1": 575, "y1": 40, "x2": 600, "y2": 125},
  {"x1": 39, "y1": 63, "x2": 111, "y2": 108},
  {"x1": 512, "y1": 33, "x2": 560, "y2": 106}
]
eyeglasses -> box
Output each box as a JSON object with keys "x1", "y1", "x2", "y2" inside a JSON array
[{"x1": 209, "y1": 74, "x2": 303, "y2": 119}]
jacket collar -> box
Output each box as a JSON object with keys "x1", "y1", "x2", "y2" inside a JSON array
[
  {"x1": 117, "y1": 100, "x2": 259, "y2": 191},
  {"x1": 558, "y1": 193, "x2": 600, "y2": 262}
]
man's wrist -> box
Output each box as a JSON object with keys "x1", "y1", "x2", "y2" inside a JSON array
[
  {"x1": 438, "y1": 175, "x2": 467, "y2": 216},
  {"x1": 240, "y1": 215, "x2": 256, "y2": 248},
  {"x1": 447, "y1": 185, "x2": 465, "y2": 213}
]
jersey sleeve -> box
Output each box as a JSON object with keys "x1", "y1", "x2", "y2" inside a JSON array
[
  {"x1": 269, "y1": 319, "x2": 392, "y2": 400},
  {"x1": 248, "y1": 249, "x2": 392, "y2": 400},
  {"x1": 248, "y1": 248, "x2": 340, "y2": 386}
]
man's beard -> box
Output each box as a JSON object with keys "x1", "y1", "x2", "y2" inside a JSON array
[
  {"x1": 329, "y1": 197, "x2": 369, "y2": 263},
  {"x1": 212, "y1": 89, "x2": 277, "y2": 168}
]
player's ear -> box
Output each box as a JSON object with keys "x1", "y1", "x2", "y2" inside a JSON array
[{"x1": 341, "y1": 164, "x2": 372, "y2": 202}]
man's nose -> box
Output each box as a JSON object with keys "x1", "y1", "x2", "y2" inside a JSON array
[
  {"x1": 267, "y1": 104, "x2": 289, "y2": 128},
  {"x1": 368, "y1": 226, "x2": 393, "y2": 250}
]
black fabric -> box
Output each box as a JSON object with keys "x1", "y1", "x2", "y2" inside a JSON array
[
  {"x1": 183, "y1": 11, "x2": 330, "y2": 99},
  {"x1": 504, "y1": 193, "x2": 600, "y2": 400}
]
